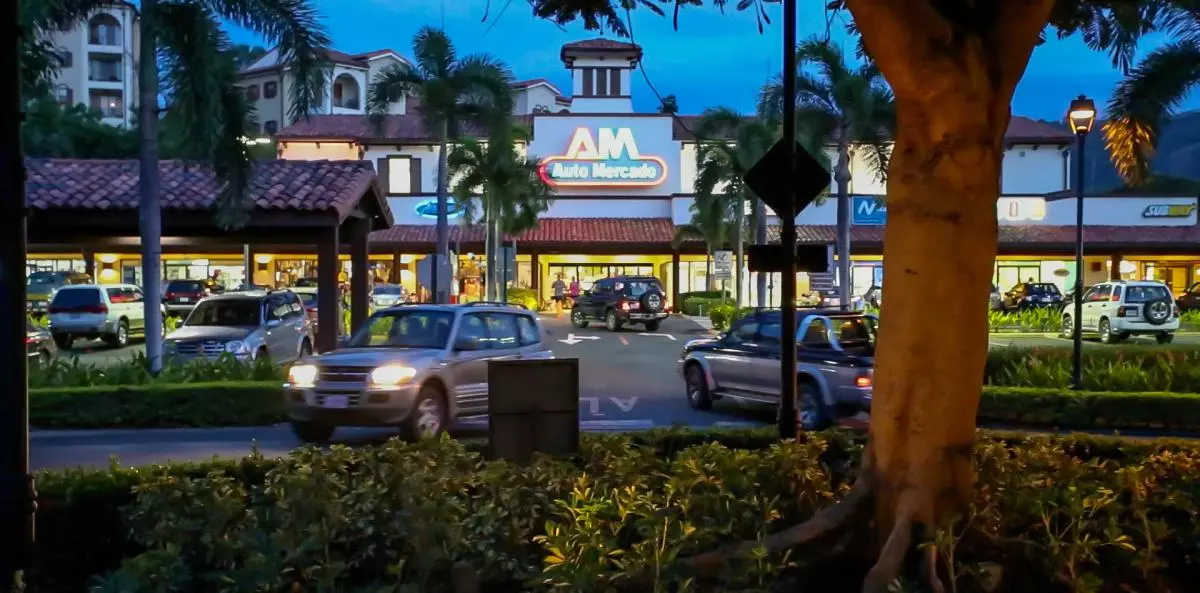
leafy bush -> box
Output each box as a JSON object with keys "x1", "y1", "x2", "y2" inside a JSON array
[
  {"x1": 987, "y1": 346, "x2": 1200, "y2": 392},
  {"x1": 679, "y1": 296, "x2": 727, "y2": 316},
  {"x1": 987, "y1": 307, "x2": 1062, "y2": 332},
  {"x1": 707, "y1": 302, "x2": 739, "y2": 330},
  {"x1": 34, "y1": 430, "x2": 1200, "y2": 593},
  {"x1": 31, "y1": 381, "x2": 282, "y2": 428},
  {"x1": 30, "y1": 353, "x2": 284, "y2": 389},
  {"x1": 1181, "y1": 309, "x2": 1200, "y2": 331},
  {"x1": 506, "y1": 287, "x2": 539, "y2": 310}
]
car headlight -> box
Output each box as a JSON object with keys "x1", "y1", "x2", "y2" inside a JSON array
[
  {"x1": 369, "y1": 364, "x2": 416, "y2": 386},
  {"x1": 226, "y1": 340, "x2": 250, "y2": 354},
  {"x1": 288, "y1": 364, "x2": 318, "y2": 388}
]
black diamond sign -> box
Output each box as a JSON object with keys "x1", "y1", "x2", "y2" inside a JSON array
[{"x1": 743, "y1": 139, "x2": 830, "y2": 217}]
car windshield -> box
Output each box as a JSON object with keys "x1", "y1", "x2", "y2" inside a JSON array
[
  {"x1": 1028, "y1": 283, "x2": 1061, "y2": 295},
  {"x1": 373, "y1": 286, "x2": 403, "y2": 295},
  {"x1": 623, "y1": 280, "x2": 662, "y2": 297},
  {"x1": 295, "y1": 292, "x2": 318, "y2": 306},
  {"x1": 28, "y1": 272, "x2": 65, "y2": 286},
  {"x1": 167, "y1": 280, "x2": 205, "y2": 293},
  {"x1": 294, "y1": 278, "x2": 318, "y2": 287},
  {"x1": 1125, "y1": 285, "x2": 1171, "y2": 303},
  {"x1": 829, "y1": 315, "x2": 877, "y2": 348},
  {"x1": 185, "y1": 300, "x2": 260, "y2": 327},
  {"x1": 349, "y1": 310, "x2": 454, "y2": 349}
]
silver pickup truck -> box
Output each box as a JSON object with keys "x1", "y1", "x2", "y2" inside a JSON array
[
  {"x1": 679, "y1": 308, "x2": 877, "y2": 430},
  {"x1": 284, "y1": 302, "x2": 552, "y2": 443}
]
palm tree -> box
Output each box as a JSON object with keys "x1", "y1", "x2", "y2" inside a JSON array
[
  {"x1": 448, "y1": 125, "x2": 555, "y2": 300},
  {"x1": 367, "y1": 27, "x2": 514, "y2": 303},
  {"x1": 758, "y1": 37, "x2": 894, "y2": 310},
  {"x1": 1102, "y1": 9, "x2": 1199, "y2": 186},
  {"x1": 672, "y1": 191, "x2": 736, "y2": 297},
  {"x1": 26, "y1": 0, "x2": 330, "y2": 370},
  {"x1": 691, "y1": 109, "x2": 799, "y2": 308}
]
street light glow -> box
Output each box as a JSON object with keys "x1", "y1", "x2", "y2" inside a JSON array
[{"x1": 1067, "y1": 95, "x2": 1097, "y2": 135}]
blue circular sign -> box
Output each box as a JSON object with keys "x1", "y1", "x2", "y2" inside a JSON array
[{"x1": 414, "y1": 199, "x2": 465, "y2": 220}]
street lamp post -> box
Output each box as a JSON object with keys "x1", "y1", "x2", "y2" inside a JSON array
[{"x1": 1067, "y1": 95, "x2": 1096, "y2": 391}]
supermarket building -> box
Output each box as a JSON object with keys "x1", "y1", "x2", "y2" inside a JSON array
[{"x1": 27, "y1": 39, "x2": 1200, "y2": 305}]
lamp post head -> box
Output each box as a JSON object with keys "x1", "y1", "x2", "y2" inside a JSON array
[{"x1": 1067, "y1": 95, "x2": 1097, "y2": 135}]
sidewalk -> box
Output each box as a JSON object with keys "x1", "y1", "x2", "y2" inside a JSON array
[{"x1": 683, "y1": 314, "x2": 713, "y2": 331}]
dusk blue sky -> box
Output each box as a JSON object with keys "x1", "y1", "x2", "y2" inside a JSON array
[{"x1": 229, "y1": 0, "x2": 1199, "y2": 121}]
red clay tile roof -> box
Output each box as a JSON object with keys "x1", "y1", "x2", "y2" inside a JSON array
[
  {"x1": 279, "y1": 114, "x2": 534, "y2": 142},
  {"x1": 353, "y1": 49, "x2": 406, "y2": 61},
  {"x1": 25, "y1": 159, "x2": 389, "y2": 223},
  {"x1": 371, "y1": 218, "x2": 678, "y2": 245},
  {"x1": 767, "y1": 224, "x2": 1199, "y2": 246}
]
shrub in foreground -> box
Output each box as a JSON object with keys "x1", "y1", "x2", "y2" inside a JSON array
[
  {"x1": 32, "y1": 430, "x2": 1200, "y2": 592},
  {"x1": 986, "y1": 346, "x2": 1200, "y2": 392},
  {"x1": 30, "y1": 353, "x2": 284, "y2": 389}
]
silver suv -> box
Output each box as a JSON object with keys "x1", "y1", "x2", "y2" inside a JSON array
[
  {"x1": 164, "y1": 290, "x2": 314, "y2": 363},
  {"x1": 679, "y1": 308, "x2": 877, "y2": 430},
  {"x1": 284, "y1": 303, "x2": 552, "y2": 443}
]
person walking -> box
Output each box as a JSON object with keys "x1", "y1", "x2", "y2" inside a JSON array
[
  {"x1": 568, "y1": 276, "x2": 581, "y2": 307},
  {"x1": 551, "y1": 274, "x2": 567, "y2": 317}
]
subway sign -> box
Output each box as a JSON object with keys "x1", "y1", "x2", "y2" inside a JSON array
[
  {"x1": 1142, "y1": 203, "x2": 1196, "y2": 219},
  {"x1": 538, "y1": 127, "x2": 668, "y2": 188}
]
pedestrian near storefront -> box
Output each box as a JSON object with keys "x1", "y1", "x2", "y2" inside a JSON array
[{"x1": 552, "y1": 274, "x2": 567, "y2": 317}]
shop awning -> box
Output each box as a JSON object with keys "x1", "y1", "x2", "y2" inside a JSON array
[{"x1": 370, "y1": 217, "x2": 688, "y2": 253}]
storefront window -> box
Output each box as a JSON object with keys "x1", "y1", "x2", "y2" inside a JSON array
[
  {"x1": 996, "y1": 264, "x2": 1041, "y2": 291},
  {"x1": 679, "y1": 260, "x2": 710, "y2": 294},
  {"x1": 516, "y1": 261, "x2": 532, "y2": 289},
  {"x1": 27, "y1": 259, "x2": 86, "y2": 277},
  {"x1": 850, "y1": 264, "x2": 881, "y2": 298}
]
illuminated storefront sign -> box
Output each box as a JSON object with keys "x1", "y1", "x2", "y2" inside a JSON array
[
  {"x1": 414, "y1": 199, "x2": 466, "y2": 220},
  {"x1": 538, "y1": 127, "x2": 668, "y2": 188},
  {"x1": 1142, "y1": 203, "x2": 1196, "y2": 219},
  {"x1": 997, "y1": 197, "x2": 1046, "y2": 222}
]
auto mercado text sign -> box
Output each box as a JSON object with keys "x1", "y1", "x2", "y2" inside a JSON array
[{"x1": 538, "y1": 127, "x2": 668, "y2": 188}]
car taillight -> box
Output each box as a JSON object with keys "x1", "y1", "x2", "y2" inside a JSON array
[
  {"x1": 619, "y1": 301, "x2": 629, "y2": 311},
  {"x1": 25, "y1": 335, "x2": 36, "y2": 344},
  {"x1": 165, "y1": 292, "x2": 175, "y2": 299},
  {"x1": 1116, "y1": 306, "x2": 1137, "y2": 318},
  {"x1": 855, "y1": 374, "x2": 872, "y2": 388}
]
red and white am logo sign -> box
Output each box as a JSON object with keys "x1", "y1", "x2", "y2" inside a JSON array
[{"x1": 538, "y1": 127, "x2": 668, "y2": 188}]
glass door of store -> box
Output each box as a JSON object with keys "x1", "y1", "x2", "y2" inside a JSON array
[
  {"x1": 996, "y1": 264, "x2": 1042, "y2": 291},
  {"x1": 548, "y1": 264, "x2": 655, "y2": 292},
  {"x1": 1143, "y1": 263, "x2": 1194, "y2": 296}
]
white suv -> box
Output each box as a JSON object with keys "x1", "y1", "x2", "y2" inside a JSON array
[
  {"x1": 48, "y1": 284, "x2": 154, "y2": 349},
  {"x1": 1060, "y1": 281, "x2": 1179, "y2": 344}
]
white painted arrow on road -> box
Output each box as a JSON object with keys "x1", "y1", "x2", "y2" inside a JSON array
[
  {"x1": 640, "y1": 333, "x2": 677, "y2": 341},
  {"x1": 558, "y1": 333, "x2": 601, "y2": 345},
  {"x1": 611, "y1": 397, "x2": 639, "y2": 412}
]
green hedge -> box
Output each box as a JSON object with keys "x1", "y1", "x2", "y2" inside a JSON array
[
  {"x1": 29, "y1": 429, "x2": 1200, "y2": 593},
  {"x1": 29, "y1": 380, "x2": 1200, "y2": 432},
  {"x1": 986, "y1": 346, "x2": 1200, "y2": 392},
  {"x1": 31, "y1": 353, "x2": 285, "y2": 389},
  {"x1": 31, "y1": 381, "x2": 282, "y2": 428}
]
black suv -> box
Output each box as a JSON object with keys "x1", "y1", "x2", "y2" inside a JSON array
[{"x1": 571, "y1": 275, "x2": 669, "y2": 332}]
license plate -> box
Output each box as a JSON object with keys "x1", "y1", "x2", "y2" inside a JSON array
[
  {"x1": 69, "y1": 313, "x2": 81, "y2": 319},
  {"x1": 322, "y1": 395, "x2": 349, "y2": 409},
  {"x1": 179, "y1": 297, "x2": 190, "y2": 303}
]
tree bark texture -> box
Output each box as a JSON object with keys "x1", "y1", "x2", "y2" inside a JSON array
[
  {"x1": 835, "y1": 134, "x2": 852, "y2": 310},
  {"x1": 846, "y1": 1, "x2": 1056, "y2": 587},
  {"x1": 138, "y1": 1, "x2": 164, "y2": 372}
]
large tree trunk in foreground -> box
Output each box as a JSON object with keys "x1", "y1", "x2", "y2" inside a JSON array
[{"x1": 681, "y1": 1, "x2": 1056, "y2": 589}]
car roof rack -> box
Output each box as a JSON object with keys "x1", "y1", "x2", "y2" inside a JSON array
[{"x1": 463, "y1": 301, "x2": 528, "y2": 309}]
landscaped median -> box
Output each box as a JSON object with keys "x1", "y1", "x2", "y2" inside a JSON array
[
  {"x1": 27, "y1": 428, "x2": 1200, "y2": 592},
  {"x1": 29, "y1": 380, "x2": 1200, "y2": 432}
]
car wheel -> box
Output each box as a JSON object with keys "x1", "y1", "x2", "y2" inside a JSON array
[
  {"x1": 1098, "y1": 318, "x2": 1115, "y2": 344},
  {"x1": 298, "y1": 339, "x2": 312, "y2": 359},
  {"x1": 684, "y1": 363, "x2": 712, "y2": 410},
  {"x1": 401, "y1": 384, "x2": 447, "y2": 441},
  {"x1": 571, "y1": 308, "x2": 589, "y2": 329},
  {"x1": 53, "y1": 333, "x2": 72, "y2": 350},
  {"x1": 291, "y1": 421, "x2": 335, "y2": 444},
  {"x1": 1157, "y1": 332, "x2": 1175, "y2": 345},
  {"x1": 256, "y1": 347, "x2": 269, "y2": 362},
  {"x1": 798, "y1": 380, "x2": 832, "y2": 431},
  {"x1": 605, "y1": 310, "x2": 622, "y2": 332},
  {"x1": 1060, "y1": 315, "x2": 1075, "y2": 339},
  {"x1": 104, "y1": 320, "x2": 129, "y2": 349},
  {"x1": 644, "y1": 319, "x2": 662, "y2": 332}
]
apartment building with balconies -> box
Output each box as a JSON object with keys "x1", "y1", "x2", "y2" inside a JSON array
[{"x1": 48, "y1": 1, "x2": 140, "y2": 128}]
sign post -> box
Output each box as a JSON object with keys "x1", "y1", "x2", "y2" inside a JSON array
[{"x1": 743, "y1": 1, "x2": 832, "y2": 437}]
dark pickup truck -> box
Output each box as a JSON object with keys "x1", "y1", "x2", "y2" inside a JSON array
[{"x1": 570, "y1": 275, "x2": 669, "y2": 332}]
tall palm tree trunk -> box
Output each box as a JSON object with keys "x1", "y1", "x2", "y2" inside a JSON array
[
  {"x1": 434, "y1": 134, "x2": 449, "y2": 303},
  {"x1": 735, "y1": 195, "x2": 744, "y2": 307},
  {"x1": 754, "y1": 197, "x2": 767, "y2": 308},
  {"x1": 835, "y1": 135, "x2": 852, "y2": 311},
  {"x1": 138, "y1": 2, "x2": 164, "y2": 372}
]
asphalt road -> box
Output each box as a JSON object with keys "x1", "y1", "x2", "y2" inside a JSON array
[{"x1": 32, "y1": 319, "x2": 1200, "y2": 471}]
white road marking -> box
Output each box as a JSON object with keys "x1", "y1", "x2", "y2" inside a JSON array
[
  {"x1": 988, "y1": 341, "x2": 1010, "y2": 348},
  {"x1": 558, "y1": 333, "x2": 601, "y2": 345},
  {"x1": 580, "y1": 397, "x2": 603, "y2": 416},
  {"x1": 610, "y1": 397, "x2": 638, "y2": 412},
  {"x1": 641, "y1": 333, "x2": 677, "y2": 341}
]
